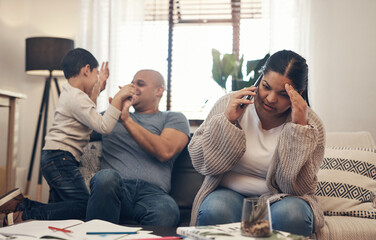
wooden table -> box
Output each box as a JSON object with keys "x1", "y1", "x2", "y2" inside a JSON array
[{"x1": 0, "y1": 89, "x2": 26, "y2": 192}]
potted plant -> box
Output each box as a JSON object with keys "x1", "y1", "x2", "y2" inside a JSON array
[{"x1": 211, "y1": 48, "x2": 270, "y2": 92}]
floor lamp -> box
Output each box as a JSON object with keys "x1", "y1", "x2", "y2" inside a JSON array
[{"x1": 25, "y1": 37, "x2": 74, "y2": 201}]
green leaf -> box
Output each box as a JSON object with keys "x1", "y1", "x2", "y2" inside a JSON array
[
  {"x1": 211, "y1": 49, "x2": 270, "y2": 92},
  {"x1": 212, "y1": 49, "x2": 226, "y2": 89},
  {"x1": 246, "y1": 53, "x2": 270, "y2": 85},
  {"x1": 235, "y1": 55, "x2": 244, "y2": 80},
  {"x1": 222, "y1": 53, "x2": 236, "y2": 79},
  {"x1": 235, "y1": 80, "x2": 253, "y2": 89},
  {"x1": 246, "y1": 59, "x2": 260, "y2": 76}
]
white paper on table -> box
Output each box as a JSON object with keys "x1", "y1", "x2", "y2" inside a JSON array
[{"x1": 0, "y1": 219, "x2": 143, "y2": 240}]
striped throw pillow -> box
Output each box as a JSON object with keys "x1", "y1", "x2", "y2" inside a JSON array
[{"x1": 315, "y1": 147, "x2": 376, "y2": 219}]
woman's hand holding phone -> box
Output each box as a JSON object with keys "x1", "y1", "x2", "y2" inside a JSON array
[
  {"x1": 225, "y1": 73, "x2": 263, "y2": 124},
  {"x1": 239, "y1": 73, "x2": 263, "y2": 108},
  {"x1": 224, "y1": 86, "x2": 257, "y2": 124}
]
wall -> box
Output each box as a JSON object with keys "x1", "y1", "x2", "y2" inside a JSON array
[
  {"x1": 309, "y1": 0, "x2": 376, "y2": 139},
  {"x1": 0, "y1": 0, "x2": 375, "y2": 201},
  {"x1": 0, "y1": 0, "x2": 80, "y2": 201}
]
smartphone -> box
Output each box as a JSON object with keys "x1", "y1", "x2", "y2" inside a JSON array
[{"x1": 240, "y1": 73, "x2": 263, "y2": 108}]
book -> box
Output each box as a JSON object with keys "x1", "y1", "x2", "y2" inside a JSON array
[
  {"x1": 0, "y1": 219, "x2": 159, "y2": 240},
  {"x1": 176, "y1": 222, "x2": 308, "y2": 240}
]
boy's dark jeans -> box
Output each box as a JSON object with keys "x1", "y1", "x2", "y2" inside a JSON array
[{"x1": 19, "y1": 150, "x2": 89, "y2": 220}]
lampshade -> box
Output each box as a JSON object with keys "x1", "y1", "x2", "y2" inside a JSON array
[{"x1": 26, "y1": 37, "x2": 74, "y2": 77}]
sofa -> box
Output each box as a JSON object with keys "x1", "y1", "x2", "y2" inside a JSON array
[
  {"x1": 79, "y1": 131, "x2": 376, "y2": 239},
  {"x1": 78, "y1": 135, "x2": 204, "y2": 227},
  {"x1": 316, "y1": 131, "x2": 376, "y2": 240}
]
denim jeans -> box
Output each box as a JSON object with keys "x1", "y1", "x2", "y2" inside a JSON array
[
  {"x1": 86, "y1": 169, "x2": 179, "y2": 227},
  {"x1": 197, "y1": 188, "x2": 314, "y2": 236},
  {"x1": 18, "y1": 150, "x2": 89, "y2": 221}
]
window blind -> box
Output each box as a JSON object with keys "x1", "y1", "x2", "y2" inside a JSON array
[
  {"x1": 144, "y1": 0, "x2": 263, "y2": 111},
  {"x1": 145, "y1": 0, "x2": 262, "y2": 23}
]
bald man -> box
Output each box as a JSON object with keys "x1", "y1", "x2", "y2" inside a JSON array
[{"x1": 86, "y1": 70, "x2": 190, "y2": 227}]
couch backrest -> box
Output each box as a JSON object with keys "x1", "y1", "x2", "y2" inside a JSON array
[
  {"x1": 326, "y1": 131, "x2": 376, "y2": 148},
  {"x1": 170, "y1": 146, "x2": 203, "y2": 208},
  {"x1": 170, "y1": 142, "x2": 204, "y2": 226}
]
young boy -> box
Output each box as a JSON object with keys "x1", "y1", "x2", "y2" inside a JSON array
[{"x1": 0, "y1": 48, "x2": 135, "y2": 226}]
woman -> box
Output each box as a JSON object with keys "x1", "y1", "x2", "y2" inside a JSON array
[{"x1": 188, "y1": 50, "x2": 325, "y2": 236}]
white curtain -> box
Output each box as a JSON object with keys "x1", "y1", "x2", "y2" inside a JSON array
[
  {"x1": 268, "y1": 0, "x2": 311, "y2": 56},
  {"x1": 267, "y1": 0, "x2": 314, "y2": 105},
  {"x1": 78, "y1": 0, "x2": 149, "y2": 112},
  {"x1": 79, "y1": 0, "x2": 312, "y2": 115}
]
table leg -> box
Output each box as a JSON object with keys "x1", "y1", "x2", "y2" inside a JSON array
[{"x1": 6, "y1": 97, "x2": 15, "y2": 192}]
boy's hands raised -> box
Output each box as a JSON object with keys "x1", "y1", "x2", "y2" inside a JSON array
[
  {"x1": 89, "y1": 62, "x2": 110, "y2": 103},
  {"x1": 99, "y1": 62, "x2": 109, "y2": 91}
]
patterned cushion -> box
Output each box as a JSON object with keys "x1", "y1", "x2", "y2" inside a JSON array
[
  {"x1": 78, "y1": 141, "x2": 102, "y2": 191},
  {"x1": 315, "y1": 147, "x2": 376, "y2": 219}
]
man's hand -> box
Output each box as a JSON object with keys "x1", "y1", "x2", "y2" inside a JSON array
[
  {"x1": 117, "y1": 84, "x2": 136, "y2": 101},
  {"x1": 99, "y1": 62, "x2": 109, "y2": 92},
  {"x1": 108, "y1": 84, "x2": 136, "y2": 112},
  {"x1": 121, "y1": 94, "x2": 138, "y2": 123},
  {"x1": 285, "y1": 83, "x2": 308, "y2": 125}
]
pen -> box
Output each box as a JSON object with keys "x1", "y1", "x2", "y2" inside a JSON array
[
  {"x1": 48, "y1": 226, "x2": 73, "y2": 233},
  {"x1": 86, "y1": 231, "x2": 138, "y2": 235}
]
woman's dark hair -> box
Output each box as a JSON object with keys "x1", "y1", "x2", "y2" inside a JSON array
[
  {"x1": 61, "y1": 48, "x2": 99, "y2": 79},
  {"x1": 263, "y1": 50, "x2": 310, "y2": 106}
]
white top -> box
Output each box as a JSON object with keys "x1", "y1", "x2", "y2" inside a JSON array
[
  {"x1": 220, "y1": 104, "x2": 284, "y2": 196},
  {"x1": 43, "y1": 83, "x2": 121, "y2": 160}
]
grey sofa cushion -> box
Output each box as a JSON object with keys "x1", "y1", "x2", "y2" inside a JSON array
[{"x1": 79, "y1": 141, "x2": 102, "y2": 191}]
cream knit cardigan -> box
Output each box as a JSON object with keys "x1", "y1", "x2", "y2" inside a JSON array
[{"x1": 188, "y1": 94, "x2": 326, "y2": 233}]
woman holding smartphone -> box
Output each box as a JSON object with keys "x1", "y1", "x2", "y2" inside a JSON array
[{"x1": 188, "y1": 50, "x2": 325, "y2": 237}]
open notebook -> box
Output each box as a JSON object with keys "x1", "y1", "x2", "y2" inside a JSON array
[{"x1": 0, "y1": 219, "x2": 159, "y2": 240}]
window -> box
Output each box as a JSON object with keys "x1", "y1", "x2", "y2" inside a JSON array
[
  {"x1": 145, "y1": 0, "x2": 265, "y2": 119},
  {"x1": 79, "y1": 0, "x2": 308, "y2": 119}
]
